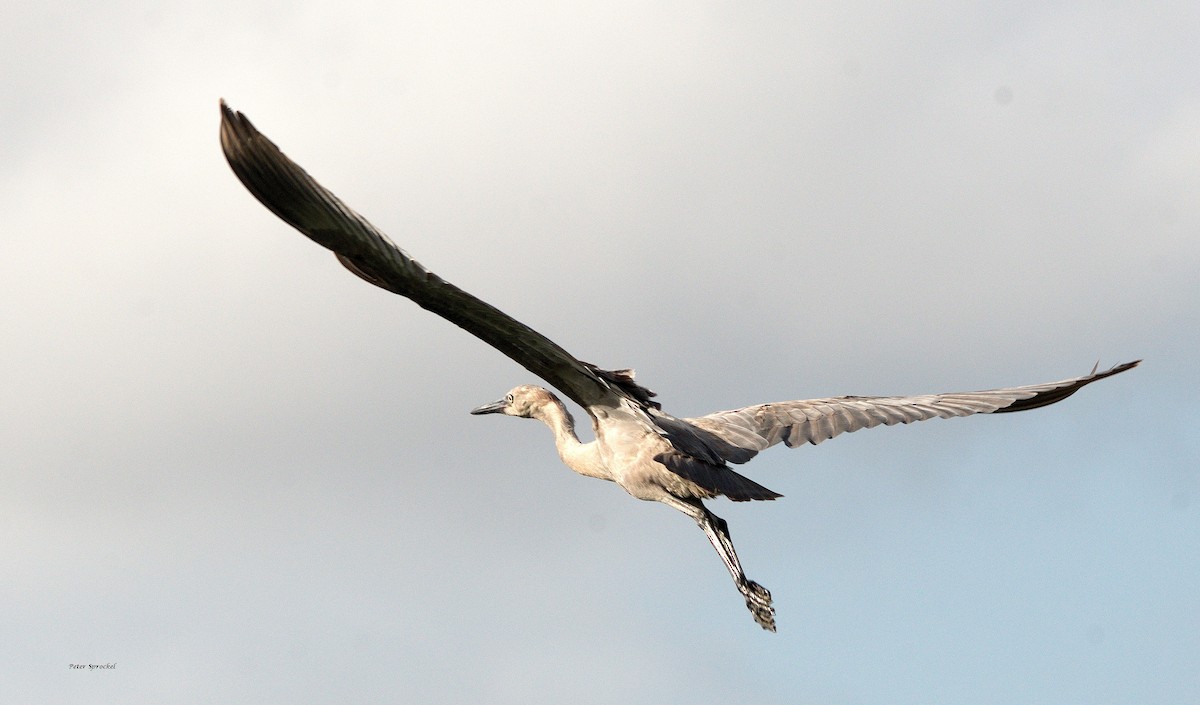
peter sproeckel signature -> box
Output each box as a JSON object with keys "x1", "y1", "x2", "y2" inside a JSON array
[{"x1": 69, "y1": 663, "x2": 116, "y2": 671}]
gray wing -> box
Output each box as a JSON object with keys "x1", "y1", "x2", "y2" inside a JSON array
[
  {"x1": 218, "y1": 101, "x2": 619, "y2": 409},
  {"x1": 685, "y1": 361, "x2": 1140, "y2": 463}
]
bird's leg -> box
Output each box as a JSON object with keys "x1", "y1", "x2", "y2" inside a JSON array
[
  {"x1": 704, "y1": 509, "x2": 776, "y2": 632},
  {"x1": 662, "y1": 496, "x2": 776, "y2": 632}
]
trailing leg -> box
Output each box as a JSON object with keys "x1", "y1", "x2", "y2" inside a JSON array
[{"x1": 662, "y1": 495, "x2": 776, "y2": 631}]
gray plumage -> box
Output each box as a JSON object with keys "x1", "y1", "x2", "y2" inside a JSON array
[
  {"x1": 687, "y1": 361, "x2": 1139, "y2": 460},
  {"x1": 219, "y1": 101, "x2": 1139, "y2": 632}
]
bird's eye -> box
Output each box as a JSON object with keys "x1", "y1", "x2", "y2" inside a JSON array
[{"x1": 505, "y1": 393, "x2": 514, "y2": 404}]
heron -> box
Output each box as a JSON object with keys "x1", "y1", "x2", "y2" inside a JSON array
[{"x1": 218, "y1": 101, "x2": 1138, "y2": 632}]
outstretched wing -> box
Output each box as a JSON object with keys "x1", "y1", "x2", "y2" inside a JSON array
[
  {"x1": 219, "y1": 101, "x2": 626, "y2": 409},
  {"x1": 685, "y1": 361, "x2": 1140, "y2": 463}
]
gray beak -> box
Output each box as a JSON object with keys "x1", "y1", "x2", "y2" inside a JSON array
[{"x1": 470, "y1": 399, "x2": 508, "y2": 415}]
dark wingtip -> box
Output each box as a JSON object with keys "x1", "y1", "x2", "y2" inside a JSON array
[
  {"x1": 995, "y1": 359, "x2": 1141, "y2": 414},
  {"x1": 218, "y1": 99, "x2": 269, "y2": 161},
  {"x1": 217, "y1": 100, "x2": 304, "y2": 230},
  {"x1": 219, "y1": 98, "x2": 237, "y2": 124},
  {"x1": 1097, "y1": 359, "x2": 1141, "y2": 378}
]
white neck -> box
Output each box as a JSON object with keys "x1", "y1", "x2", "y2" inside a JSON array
[{"x1": 533, "y1": 398, "x2": 610, "y2": 481}]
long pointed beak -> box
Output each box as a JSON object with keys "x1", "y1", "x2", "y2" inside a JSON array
[{"x1": 470, "y1": 399, "x2": 508, "y2": 415}]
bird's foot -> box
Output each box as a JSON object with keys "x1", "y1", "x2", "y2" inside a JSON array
[{"x1": 742, "y1": 580, "x2": 776, "y2": 632}]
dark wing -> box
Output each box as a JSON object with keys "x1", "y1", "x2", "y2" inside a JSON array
[
  {"x1": 685, "y1": 361, "x2": 1140, "y2": 463},
  {"x1": 219, "y1": 101, "x2": 628, "y2": 409}
]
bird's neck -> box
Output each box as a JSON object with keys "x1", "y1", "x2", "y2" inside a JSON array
[{"x1": 534, "y1": 399, "x2": 610, "y2": 481}]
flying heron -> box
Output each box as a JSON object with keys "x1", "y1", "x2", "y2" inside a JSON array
[{"x1": 218, "y1": 101, "x2": 1138, "y2": 631}]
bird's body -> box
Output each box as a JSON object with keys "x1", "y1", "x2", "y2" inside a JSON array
[
  {"x1": 495, "y1": 386, "x2": 730, "y2": 502},
  {"x1": 219, "y1": 101, "x2": 1138, "y2": 631}
]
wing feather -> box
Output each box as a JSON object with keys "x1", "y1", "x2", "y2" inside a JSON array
[
  {"x1": 218, "y1": 101, "x2": 617, "y2": 408},
  {"x1": 686, "y1": 361, "x2": 1140, "y2": 463}
]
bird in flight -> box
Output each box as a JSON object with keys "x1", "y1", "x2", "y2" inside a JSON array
[{"x1": 218, "y1": 101, "x2": 1138, "y2": 631}]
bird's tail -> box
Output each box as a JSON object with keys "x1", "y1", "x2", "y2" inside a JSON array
[{"x1": 655, "y1": 451, "x2": 783, "y2": 502}]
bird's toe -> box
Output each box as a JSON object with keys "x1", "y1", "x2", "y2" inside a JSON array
[{"x1": 743, "y1": 580, "x2": 776, "y2": 631}]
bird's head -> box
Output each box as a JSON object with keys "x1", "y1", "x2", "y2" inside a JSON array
[{"x1": 469, "y1": 385, "x2": 557, "y2": 419}]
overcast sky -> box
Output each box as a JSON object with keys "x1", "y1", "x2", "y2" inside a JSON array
[{"x1": 3, "y1": 1, "x2": 1197, "y2": 703}]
